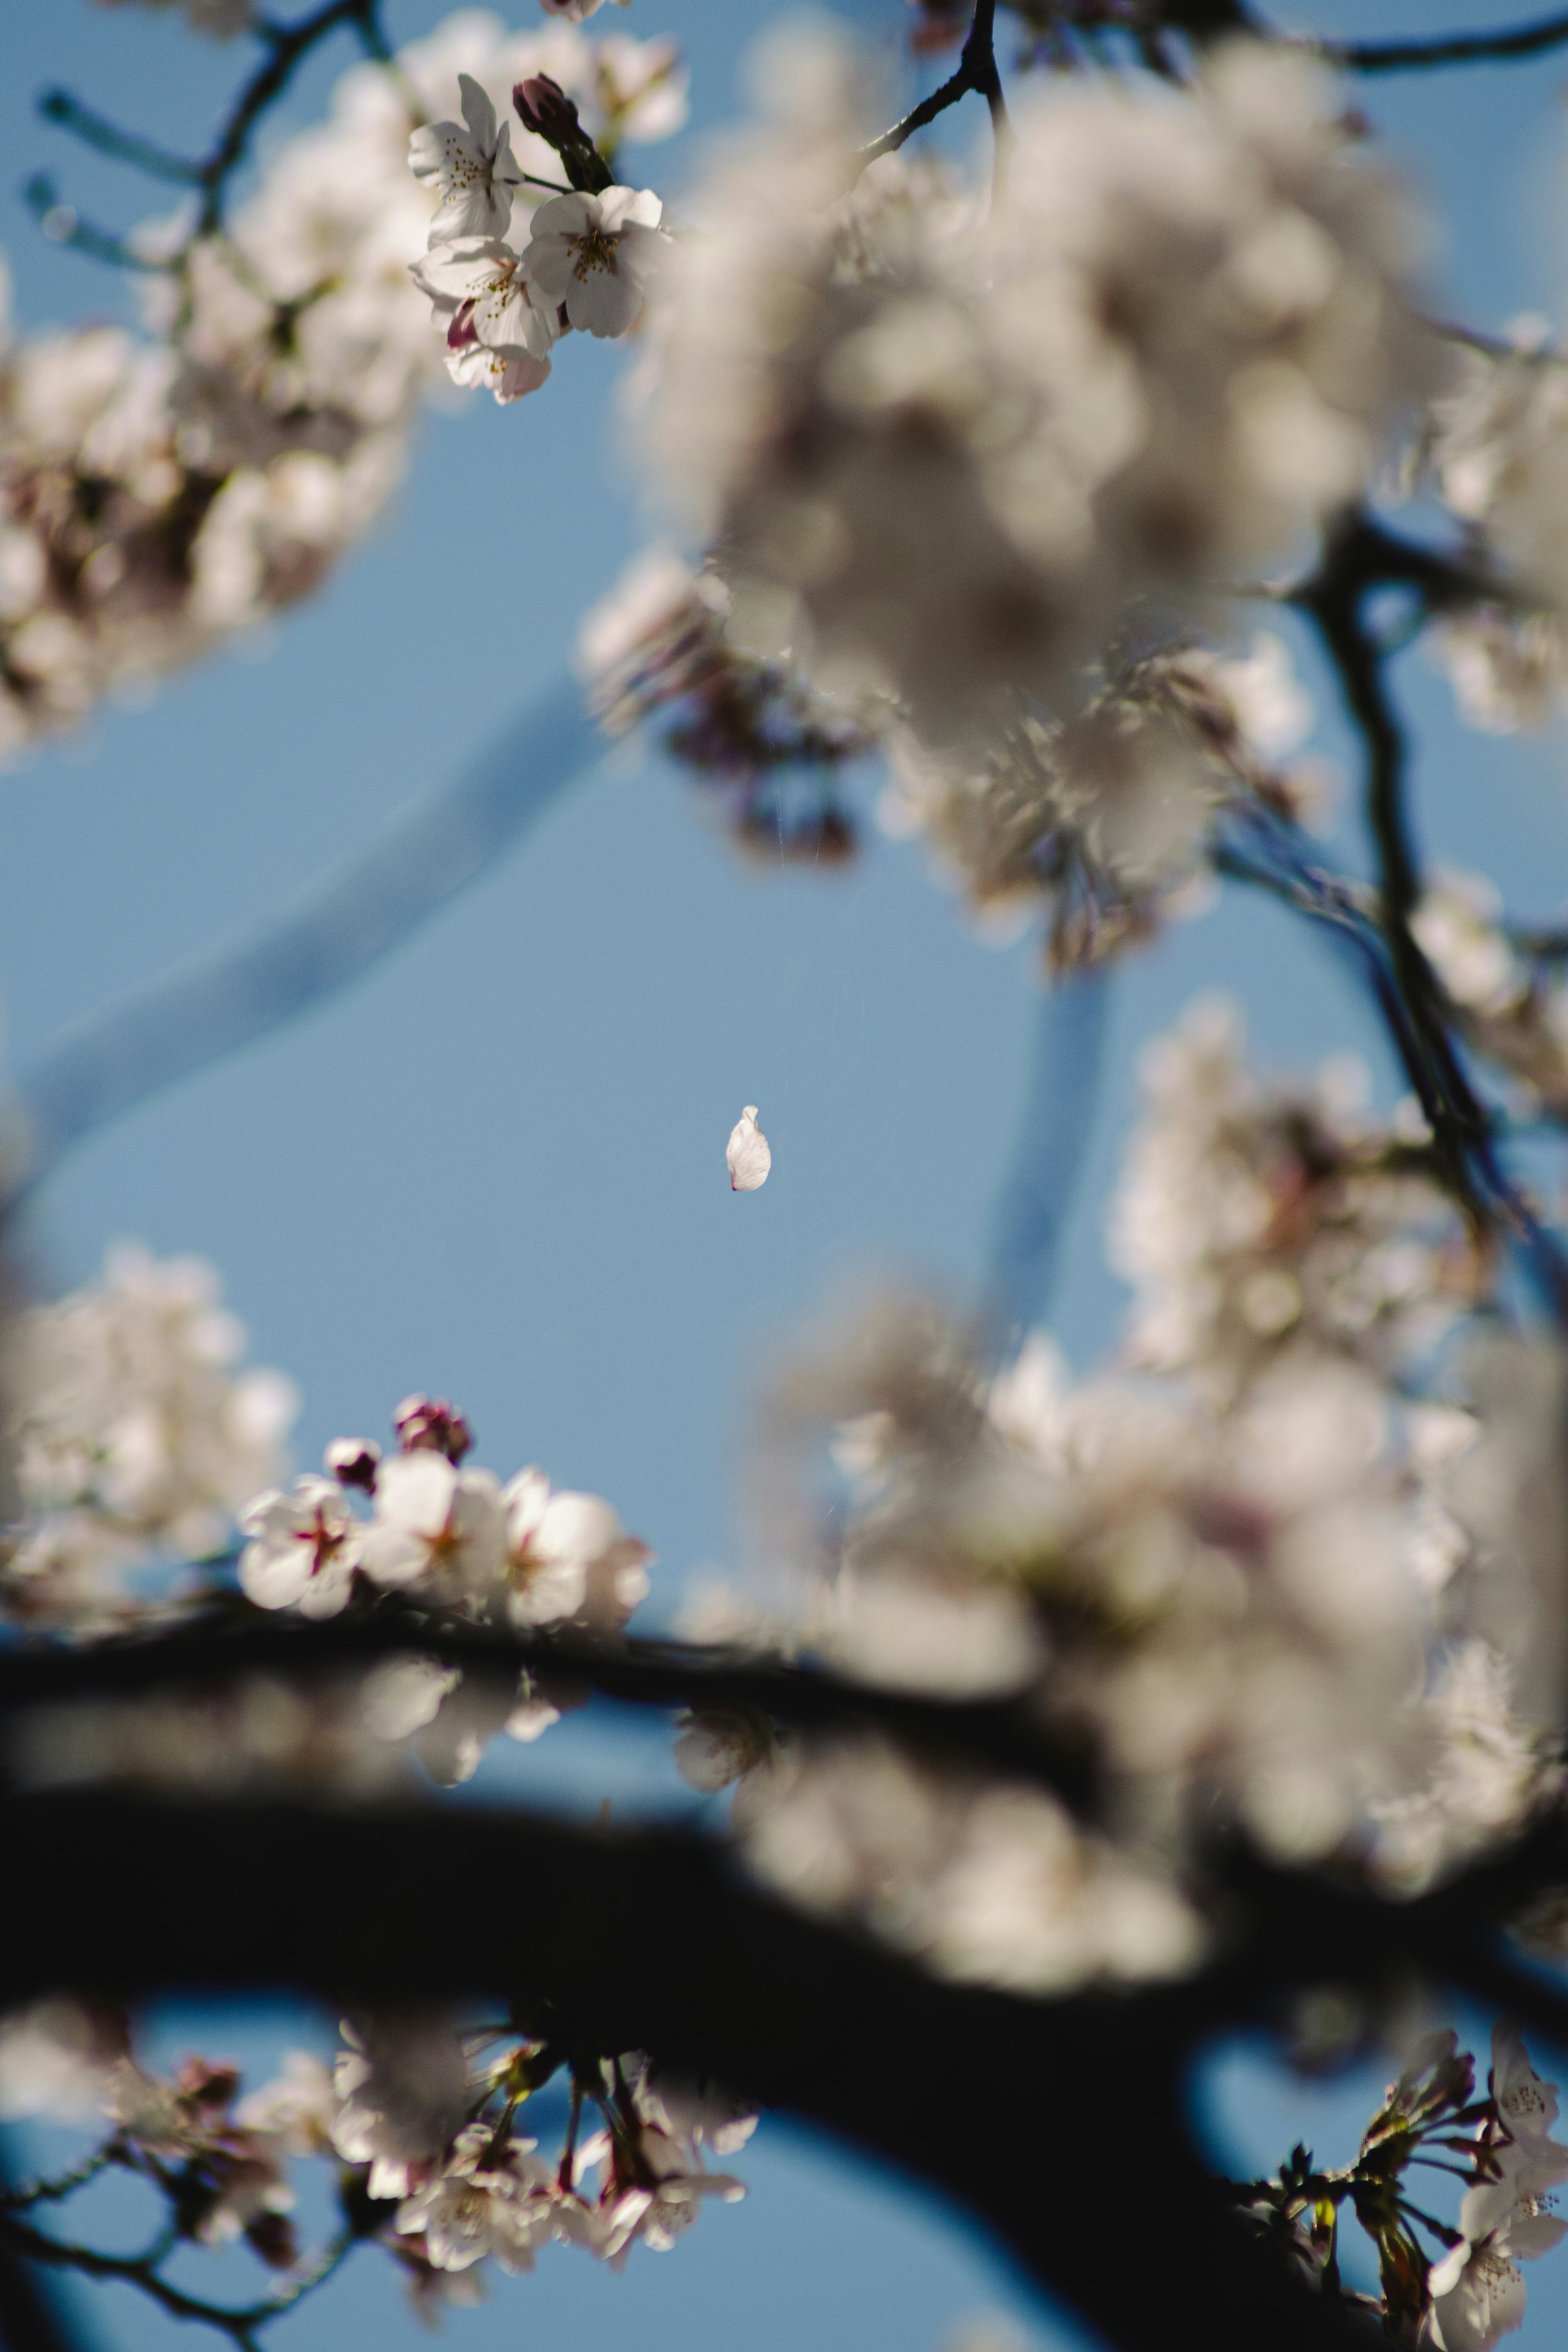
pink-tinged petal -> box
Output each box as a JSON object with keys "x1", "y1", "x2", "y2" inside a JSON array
[
  {"x1": 447, "y1": 301, "x2": 480, "y2": 352},
  {"x1": 457, "y1": 73, "x2": 499, "y2": 159},
  {"x1": 507, "y1": 1559, "x2": 586, "y2": 1626},
  {"x1": 492, "y1": 349, "x2": 552, "y2": 403},
  {"x1": 597, "y1": 185, "x2": 663, "y2": 234}
]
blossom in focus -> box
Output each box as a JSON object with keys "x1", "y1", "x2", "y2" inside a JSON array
[
  {"x1": 727, "y1": 1105, "x2": 771, "y2": 1192},
  {"x1": 411, "y1": 235, "x2": 559, "y2": 403},
  {"x1": 395, "y1": 2122, "x2": 565, "y2": 2272},
  {"x1": 503, "y1": 1469, "x2": 619, "y2": 1625},
  {"x1": 238, "y1": 1474, "x2": 366, "y2": 1618},
  {"x1": 410, "y1": 74, "x2": 526, "y2": 244},
  {"x1": 358, "y1": 1450, "x2": 507, "y2": 1601},
  {"x1": 1428, "y1": 2032, "x2": 1568, "y2": 2352},
  {"x1": 521, "y1": 186, "x2": 668, "y2": 337}
]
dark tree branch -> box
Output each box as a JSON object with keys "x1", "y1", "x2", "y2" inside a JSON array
[
  {"x1": 0, "y1": 2232, "x2": 92, "y2": 2352},
  {"x1": 1311, "y1": 9, "x2": 1568, "y2": 73},
  {"x1": 0, "y1": 1610, "x2": 1098, "y2": 1817},
  {"x1": 860, "y1": 0, "x2": 1009, "y2": 165},
  {"x1": 0, "y1": 1786, "x2": 1452, "y2": 2352},
  {"x1": 34, "y1": 0, "x2": 394, "y2": 265}
]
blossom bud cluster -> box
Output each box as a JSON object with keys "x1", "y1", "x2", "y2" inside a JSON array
[
  {"x1": 1412, "y1": 869, "x2": 1568, "y2": 1119},
  {"x1": 0, "y1": 1243, "x2": 296, "y2": 1634},
  {"x1": 0, "y1": 9, "x2": 685, "y2": 765},
  {"x1": 1424, "y1": 338, "x2": 1568, "y2": 726},
  {"x1": 0, "y1": 1999, "x2": 756, "y2": 2316},
  {"x1": 641, "y1": 35, "x2": 1427, "y2": 761},
  {"x1": 577, "y1": 544, "x2": 876, "y2": 859},
  {"x1": 878, "y1": 633, "x2": 1317, "y2": 968},
  {"x1": 239, "y1": 1391, "x2": 650, "y2": 1637},
  {"x1": 1239, "y1": 2024, "x2": 1568, "y2": 2352},
  {"x1": 715, "y1": 999, "x2": 1558, "y2": 1979}
]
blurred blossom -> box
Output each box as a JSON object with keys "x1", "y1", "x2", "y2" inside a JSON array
[
  {"x1": 577, "y1": 546, "x2": 874, "y2": 859},
  {"x1": 0, "y1": 1243, "x2": 296, "y2": 1631},
  {"x1": 94, "y1": 0, "x2": 250, "y2": 32},
  {"x1": 878, "y1": 637, "x2": 1317, "y2": 969},
  {"x1": 1108, "y1": 996, "x2": 1479, "y2": 1395},
  {"x1": 642, "y1": 31, "x2": 1427, "y2": 757},
  {"x1": 741, "y1": 1734, "x2": 1204, "y2": 1994},
  {"x1": 1414, "y1": 870, "x2": 1568, "y2": 1118}
]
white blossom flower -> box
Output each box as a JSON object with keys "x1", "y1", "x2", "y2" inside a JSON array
[
  {"x1": 332, "y1": 2014, "x2": 470, "y2": 2202},
  {"x1": 395, "y1": 2123, "x2": 565, "y2": 2272},
  {"x1": 409, "y1": 74, "x2": 525, "y2": 244},
  {"x1": 358, "y1": 1450, "x2": 507, "y2": 1601},
  {"x1": 411, "y1": 235, "x2": 558, "y2": 403},
  {"x1": 502, "y1": 1469, "x2": 619, "y2": 1625},
  {"x1": 521, "y1": 186, "x2": 668, "y2": 338},
  {"x1": 238, "y1": 1474, "x2": 365, "y2": 1618},
  {"x1": 727, "y1": 1105, "x2": 772, "y2": 1192},
  {"x1": 236, "y1": 2052, "x2": 339, "y2": 2155}
]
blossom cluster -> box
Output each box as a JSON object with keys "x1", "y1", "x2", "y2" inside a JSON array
[
  {"x1": 877, "y1": 633, "x2": 1318, "y2": 967},
  {"x1": 686, "y1": 1000, "x2": 1557, "y2": 1981},
  {"x1": 641, "y1": 36, "x2": 1426, "y2": 764},
  {"x1": 0, "y1": 1244, "x2": 295, "y2": 1633},
  {"x1": 1423, "y1": 335, "x2": 1568, "y2": 728},
  {"x1": 1238, "y1": 2023, "x2": 1568, "y2": 2352},
  {"x1": 0, "y1": 1998, "x2": 755, "y2": 2318},
  {"x1": 0, "y1": 9, "x2": 685, "y2": 764},
  {"x1": 578, "y1": 544, "x2": 876, "y2": 859}
]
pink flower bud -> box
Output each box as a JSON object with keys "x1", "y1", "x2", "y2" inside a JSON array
[
  {"x1": 325, "y1": 1437, "x2": 381, "y2": 1492},
  {"x1": 393, "y1": 1394, "x2": 474, "y2": 1463}
]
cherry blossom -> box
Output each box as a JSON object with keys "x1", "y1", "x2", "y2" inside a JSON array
[
  {"x1": 410, "y1": 74, "x2": 526, "y2": 245},
  {"x1": 411, "y1": 235, "x2": 559, "y2": 404},
  {"x1": 238, "y1": 1474, "x2": 366, "y2": 1619},
  {"x1": 520, "y1": 186, "x2": 668, "y2": 337},
  {"x1": 358, "y1": 1450, "x2": 507, "y2": 1601}
]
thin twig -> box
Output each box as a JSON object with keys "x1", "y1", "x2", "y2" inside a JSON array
[
  {"x1": 1310, "y1": 8, "x2": 1568, "y2": 73},
  {"x1": 860, "y1": 0, "x2": 1010, "y2": 165}
]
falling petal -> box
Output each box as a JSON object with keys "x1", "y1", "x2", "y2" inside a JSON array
[{"x1": 727, "y1": 1105, "x2": 771, "y2": 1192}]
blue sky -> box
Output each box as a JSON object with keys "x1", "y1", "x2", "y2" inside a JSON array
[{"x1": 6, "y1": 0, "x2": 1568, "y2": 2345}]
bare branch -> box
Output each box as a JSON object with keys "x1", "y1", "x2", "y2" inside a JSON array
[{"x1": 1310, "y1": 9, "x2": 1568, "y2": 73}]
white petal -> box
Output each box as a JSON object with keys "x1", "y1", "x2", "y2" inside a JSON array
[
  {"x1": 726, "y1": 1105, "x2": 771, "y2": 1192},
  {"x1": 458, "y1": 74, "x2": 499, "y2": 160}
]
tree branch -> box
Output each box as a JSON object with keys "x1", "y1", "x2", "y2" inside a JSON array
[
  {"x1": 860, "y1": 0, "x2": 1009, "y2": 166},
  {"x1": 0, "y1": 1610, "x2": 1098, "y2": 1816},
  {"x1": 0, "y1": 1787, "x2": 1425, "y2": 2352},
  {"x1": 1310, "y1": 9, "x2": 1568, "y2": 73}
]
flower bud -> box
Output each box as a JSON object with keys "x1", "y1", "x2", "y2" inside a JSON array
[
  {"x1": 514, "y1": 75, "x2": 579, "y2": 143},
  {"x1": 393, "y1": 1394, "x2": 473, "y2": 1463},
  {"x1": 325, "y1": 1437, "x2": 381, "y2": 1492}
]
